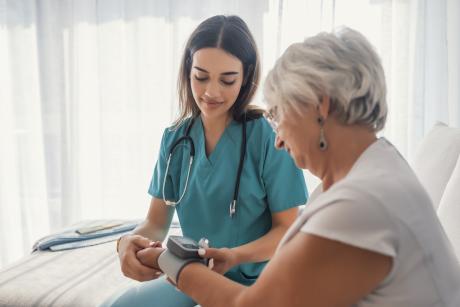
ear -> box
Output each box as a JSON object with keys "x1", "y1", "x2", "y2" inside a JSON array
[{"x1": 317, "y1": 96, "x2": 330, "y2": 119}]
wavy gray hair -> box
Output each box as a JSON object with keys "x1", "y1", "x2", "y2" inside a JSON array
[{"x1": 264, "y1": 27, "x2": 387, "y2": 132}]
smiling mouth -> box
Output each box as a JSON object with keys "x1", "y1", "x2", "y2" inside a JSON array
[{"x1": 202, "y1": 100, "x2": 224, "y2": 107}]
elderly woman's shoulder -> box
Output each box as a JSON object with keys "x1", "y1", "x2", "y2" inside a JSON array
[{"x1": 325, "y1": 155, "x2": 433, "y2": 218}]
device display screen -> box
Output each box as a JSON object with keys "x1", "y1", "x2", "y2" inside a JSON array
[{"x1": 167, "y1": 236, "x2": 201, "y2": 259}]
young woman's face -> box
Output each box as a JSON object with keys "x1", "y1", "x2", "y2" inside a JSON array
[{"x1": 190, "y1": 48, "x2": 244, "y2": 121}]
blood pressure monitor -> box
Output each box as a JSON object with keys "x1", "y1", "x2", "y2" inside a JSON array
[
  {"x1": 167, "y1": 235, "x2": 202, "y2": 259},
  {"x1": 158, "y1": 235, "x2": 210, "y2": 284}
]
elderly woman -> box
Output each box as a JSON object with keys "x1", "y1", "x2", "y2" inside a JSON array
[{"x1": 137, "y1": 27, "x2": 460, "y2": 306}]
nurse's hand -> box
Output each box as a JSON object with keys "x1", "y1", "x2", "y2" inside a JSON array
[
  {"x1": 136, "y1": 245, "x2": 165, "y2": 271},
  {"x1": 198, "y1": 247, "x2": 238, "y2": 275},
  {"x1": 118, "y1": 235, "x2": 163, "y2": 282}
]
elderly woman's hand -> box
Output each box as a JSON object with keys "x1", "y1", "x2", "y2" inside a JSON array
[
  {"x1": 136, "y1": 242, "x2": 165, "y2": 271},
  {"x1": 198, "y1": 247, "x2": 239, "y2": 275}
]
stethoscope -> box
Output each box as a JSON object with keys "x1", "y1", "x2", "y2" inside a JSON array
[{"x1": 162, "y1": 114, "x2": 247, "y2": 218}]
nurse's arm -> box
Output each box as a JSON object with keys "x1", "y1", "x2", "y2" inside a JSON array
[
  {"x1": 231, "y1": 207, "x2": 298, "y2": 263},
  {"x1": 178, "y1": 232, "x2": 392, "y2": 307},
  {"x1": 131, "y1": 197, "x2": 175, "y2": 242}
]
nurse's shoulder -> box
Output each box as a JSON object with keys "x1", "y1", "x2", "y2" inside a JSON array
[
  {"x1": 245, "y1": 115, "x2": 277, "y2": 147},
  {"x1": 160, "y1": 118, "x2": 194, "y2": 153}
]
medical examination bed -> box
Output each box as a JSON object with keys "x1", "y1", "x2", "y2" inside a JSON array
[{"x1": 0, "y1": 222, "x2": 182, "y2": 307}]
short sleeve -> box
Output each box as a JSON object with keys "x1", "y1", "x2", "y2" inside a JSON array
[
  {"x1": 262, "y1": 131, "x2": 308, "y2": 212},
  {"x1": 301, "y1": 197, "x2": 398, "y2": 257},
  {"x1": 148, "y1": 129, "x2": 176, "y2": 199}
]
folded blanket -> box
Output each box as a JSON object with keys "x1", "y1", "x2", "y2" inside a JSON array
[{"x1": 32, "y1": 220, "x2": 140, "y2": 251}]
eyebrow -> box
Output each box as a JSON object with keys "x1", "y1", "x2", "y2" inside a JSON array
[{"x1": 193, "y1": 66, "x2": 239, "y2": 76}]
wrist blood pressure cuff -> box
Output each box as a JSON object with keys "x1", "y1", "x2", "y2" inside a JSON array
[
  {"x1": 158, "y1": 236, "x2": 207, "y2": 284},
  {"x1": 167, "y1": 236, "x2": 203, "y2": 259}
]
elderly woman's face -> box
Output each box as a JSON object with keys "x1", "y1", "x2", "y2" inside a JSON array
[{"x1": 270, "y1": 104, "x2": 320, "y2": 170}]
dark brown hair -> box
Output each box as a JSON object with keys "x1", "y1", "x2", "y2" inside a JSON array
[{"x1": 174, "y1": 15, "x2": 263, "y2": 127}]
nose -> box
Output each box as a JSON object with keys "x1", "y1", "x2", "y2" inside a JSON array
[
  {"x1": 274, "y1": 135, "x2": 285, "y2": 150},
  {"x1": 204, "y1": 81, "x2": 220, "y2": 99}
]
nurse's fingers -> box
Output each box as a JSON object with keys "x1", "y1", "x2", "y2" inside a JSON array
[
  {"x1": 124, "y1": 256, "x2": 162, "y2": 281},
  {"x1": 198, "y1": 247, "x2": 224, "y2": 260},
  {"x1": 136, "y1": 247, "x2": 165, "y2": 270},
  {"x1": 132, "y1": 268, "x2": 162, "y2": 282},
  {"x1": 149, "y1": 241, "x2": 163, "y2": 248},
  {"x1": 130, "y1": 235, "x2": 152, "y2": 249},
  {"x1": 208, "y1": 258, "x2": 214, "y2": 270}
]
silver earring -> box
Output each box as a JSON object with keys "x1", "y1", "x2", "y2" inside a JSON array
[{"x1": 318, "y1": 116, "x2": 328, "y2": 151}]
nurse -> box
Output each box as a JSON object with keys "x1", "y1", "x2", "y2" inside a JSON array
[{"x1": 107, "y1": 15, "x2": 308, "y2": 307}]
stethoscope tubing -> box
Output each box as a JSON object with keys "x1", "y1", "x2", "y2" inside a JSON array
[{"x1": 162, "y1": 115, "x2": 246, "y2": 218}]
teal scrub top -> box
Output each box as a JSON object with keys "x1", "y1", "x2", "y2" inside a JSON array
[{"x1": 149, "y1": 116, "x2": 308, "y2": 285}]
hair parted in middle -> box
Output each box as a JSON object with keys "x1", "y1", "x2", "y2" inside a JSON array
[{"x1": 175, "y1": 15, "x2": 264, "y2": 128}]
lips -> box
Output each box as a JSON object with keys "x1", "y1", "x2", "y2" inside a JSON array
[
  {"x1": 203, "y1": 99, "x2": 223, "y2": 105},
  {"x1": 201, "y1": 98, "x2": 224, "y2": 108}
]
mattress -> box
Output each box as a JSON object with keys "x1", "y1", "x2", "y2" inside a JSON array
[{"x1": 0, "y1": 241, "x2": 138, "y2": 307}]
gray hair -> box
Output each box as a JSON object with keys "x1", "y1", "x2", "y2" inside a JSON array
[{"x1": 264, "y1": 27, "x2": 387, "y2": 131}]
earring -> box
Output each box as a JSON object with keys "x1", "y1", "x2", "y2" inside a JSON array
[{"x1": 317, "y1": 116, "x2": 328, "y2": 151}]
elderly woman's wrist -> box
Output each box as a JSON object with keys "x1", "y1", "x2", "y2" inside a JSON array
[
  {"x1": 158, "y1": 249, "x2": 206, "y2": 284},
  {"x1": 152, "y1": 247, "x2": 166, "y2": 269}
]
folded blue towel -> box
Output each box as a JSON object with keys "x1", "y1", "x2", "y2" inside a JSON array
[
  {"x1": 32, "y1": 220, "x2": 140, "y2": 251},
  {"x1": 49, "y1": 232, "x2": 129, "y2": 251}
]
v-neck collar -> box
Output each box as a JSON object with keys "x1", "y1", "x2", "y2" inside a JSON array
[{"x1": 195, "y1": 116, "x2": 238, "y2": 167}]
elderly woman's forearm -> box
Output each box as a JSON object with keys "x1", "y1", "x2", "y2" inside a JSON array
[
  {"x1": 232, "y1": 208, "x2": 297, "y2": 264},
  {"x1": 178, "y1": 263, "x2": 248, "y2": 307},
  {"x1": 232, "y1": 224, "x2": 287, "y2": 264}
]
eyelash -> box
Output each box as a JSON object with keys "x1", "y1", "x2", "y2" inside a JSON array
[{"x1": 194, "y1": 76, "x2": 236, "y2": 86}]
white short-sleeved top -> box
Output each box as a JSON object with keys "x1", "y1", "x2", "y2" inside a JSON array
[{"x1": 278, "y1": 138, "x2": 460, "y2": 306}]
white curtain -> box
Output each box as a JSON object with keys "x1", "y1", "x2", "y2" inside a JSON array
[{"x1": 0, "y1": 0, "x2": 459, "y2": 269}]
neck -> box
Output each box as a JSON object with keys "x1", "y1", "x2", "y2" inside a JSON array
[
  {"x1": 200, "y1": 113, "x2": 232, "y2": 135},
  {"x1": 316, "y1": 122, "x2": 377, "y2": 191}
]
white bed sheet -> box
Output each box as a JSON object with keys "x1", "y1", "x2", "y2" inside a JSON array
[{"x1": 0, "y1": 241, "x2": 137, "y2": 307}]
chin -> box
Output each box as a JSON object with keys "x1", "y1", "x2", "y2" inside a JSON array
[
  {"x1": 296, "y1": 161, "x2": 309, "y2": 170},
  {"x1": 291, "y1": 154, "x2": 307, "y2": 170}
]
